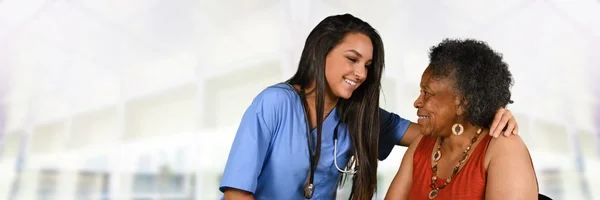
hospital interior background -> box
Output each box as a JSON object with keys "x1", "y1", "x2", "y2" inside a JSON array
[{"x1": 0, "y1": 0, "x2": 599, "y2": 199}]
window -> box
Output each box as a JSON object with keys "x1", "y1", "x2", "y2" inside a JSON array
[
  {"x1": 75, "y1": 171, "x2": 110, "y2": 200},
  {"x1": 538, "y1": 169, "x2": 564, "y2": 199},
  {"x1": 37, "y1": 169, "x2": 58, "y2": 200},
  {"x1": 131, "y1": 166, "x2": 191, "y2": 199}
]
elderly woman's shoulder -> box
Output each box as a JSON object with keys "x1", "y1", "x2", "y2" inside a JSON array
[
  {"x1": 486, "y1": 134, "x2": 531, "y2": 163},
  {"x1": 488, "y1": 134, "x2": 528, "y2": 151}
]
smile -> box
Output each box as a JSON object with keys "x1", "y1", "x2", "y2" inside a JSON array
[{"x1": 344, "y1": 79, "x2": 356, "y2": 86}]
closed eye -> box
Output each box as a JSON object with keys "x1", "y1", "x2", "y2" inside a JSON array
[{"x1": 346, "y1": 57, "x2": 357, "y2": 63}]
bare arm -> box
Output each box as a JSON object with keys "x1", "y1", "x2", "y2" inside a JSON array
[
  {"x1": 385, "y1": 134, "x2": 422, "y2": 200},
  {"x1": 224, "y1": 188, "x2": 255, "y2": 200},
  {"x1": 485, "y1": 135, "x2": 538, "y2": 200},
  {"x1": 397, "y1": 123, "x2": 420, "y2": 147},
  {"x1": 397, "y1": 108, "x2": 519, "y2": 147}
]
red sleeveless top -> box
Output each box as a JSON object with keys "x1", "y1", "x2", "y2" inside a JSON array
[{"x1": 409, "y1": 135, "x2": 493, "y2": 200}]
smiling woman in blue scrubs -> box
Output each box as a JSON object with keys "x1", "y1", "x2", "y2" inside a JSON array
[{"x1": 219, "y1": 14, "x2": 518, "y2": 200}]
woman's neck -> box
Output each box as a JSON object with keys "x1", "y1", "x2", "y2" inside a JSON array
[
  {"x1": 305, "y1": 89, "x2": 338, "y2": 114},
  {"x1": 442, "y1": 124, "x2": 485, "y2": 152},
  {"x1": 293, "y1": 84, "x2": 338, "y2": 128}
]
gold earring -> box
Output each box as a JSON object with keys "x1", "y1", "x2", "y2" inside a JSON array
[{"x1": 452, "y1": 116, "x2": 464, "y2": 136}]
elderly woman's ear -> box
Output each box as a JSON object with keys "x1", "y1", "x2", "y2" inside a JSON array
[{"x1": 454, "y1": 97, "x2": 467, "y2": 116}]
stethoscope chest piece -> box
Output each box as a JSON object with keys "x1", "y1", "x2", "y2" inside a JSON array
[{"x1": 304, "y1": 183, "x2": 314, "y2": 199}]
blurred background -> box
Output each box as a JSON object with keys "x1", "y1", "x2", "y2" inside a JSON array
[{"x1": 0, "y1": 0, "x2": 599, "y2": 199}]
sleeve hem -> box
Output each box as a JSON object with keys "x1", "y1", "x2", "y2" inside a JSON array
[
  {"x1": 219, "y1": 184, "x2": 255, "y2": 194},
  {"x1": 378, "y1": 113, "x2": 411, "y2": 161}
]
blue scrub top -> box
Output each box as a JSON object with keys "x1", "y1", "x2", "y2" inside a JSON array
[{"x1": 219, "y1": 83, "x2": 411, "y2": 199}]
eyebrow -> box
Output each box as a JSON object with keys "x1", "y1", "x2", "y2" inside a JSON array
[
  {"x1": 420, "y1": 84, "x2": 432, "y2": 91},
  {"x1": 345, "y1": 50, "x2": 363, "y2": 58}
]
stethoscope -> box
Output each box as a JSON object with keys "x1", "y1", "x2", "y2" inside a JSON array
[
  {"x1": 332, "y1": 122, "x2": 358, "y2": 174},
  {"x1": 300, "y1": 90, "x2": 358, "y2": 199}
]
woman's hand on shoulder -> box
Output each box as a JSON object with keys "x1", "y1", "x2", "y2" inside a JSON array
[{"x1": 489, "y1": 108, "x2": 519, "y2": 138}]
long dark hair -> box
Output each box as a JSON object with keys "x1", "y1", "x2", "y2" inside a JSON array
[{"x1": 286, "y1": 13, "x2": 385, "y2": 200}]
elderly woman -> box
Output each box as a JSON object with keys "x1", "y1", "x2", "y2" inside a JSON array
[{"x1": 384, "y1": 39, "x2": 538, "y2": 200}]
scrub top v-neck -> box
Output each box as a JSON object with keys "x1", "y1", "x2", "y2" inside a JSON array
[{"x1": 219, "y1": 83, "x2": 411, "y2": 199}]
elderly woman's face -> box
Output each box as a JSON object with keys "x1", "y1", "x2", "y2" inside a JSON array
[{"x1": 413, "y1": 67, "x2": 461, "y2": 137}]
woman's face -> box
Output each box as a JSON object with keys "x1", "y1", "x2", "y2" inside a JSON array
[
  {"x1": 324, "y1": 32, "x2": 373, "y2": 99},
  {"x1": 413, "y1": 67, "x2": 462, "y2": 137}
]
